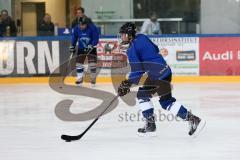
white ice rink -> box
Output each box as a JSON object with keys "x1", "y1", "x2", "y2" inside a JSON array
[{"x1": 0, "y1": 83, "x2": 240, "y2": 160}]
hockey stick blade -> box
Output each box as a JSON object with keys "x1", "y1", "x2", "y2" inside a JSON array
[
  {"x1": 61, "y1": 96, "x2": 119, "y2": 142},
  {"x1": 61, "y1": 134, "x2": 82, "y2": 142},
  {"x1": 61, "y1": 117, "x2": 99, "y2": 142}
]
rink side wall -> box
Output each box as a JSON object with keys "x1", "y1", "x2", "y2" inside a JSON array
[{"x1": 0, "y1": 34, "x2": 240, "y2": 83}]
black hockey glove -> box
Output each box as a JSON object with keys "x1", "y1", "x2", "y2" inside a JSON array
[
  {"x1": 69, "y1": 46, "x2": 76, "y2": 53},
  {"x1": 118, "y1": 80, "x2": 132, "y2": 97}
]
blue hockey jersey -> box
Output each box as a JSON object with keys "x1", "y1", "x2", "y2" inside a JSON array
[
  {"x1": 126, "y1": 34, "x2": 172, "y2": 84},
  {"x1": 0, "y1": 23, "x2": 3, "y2": 37},
  {"x1": 72, "y1": 24, "x2": 99, "y2": 50}
]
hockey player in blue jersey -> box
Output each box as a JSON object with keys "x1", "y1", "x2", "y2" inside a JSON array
[
  {"x1": 117, "y1": 22, "x2": 205, "y2": 136},
  {"x1": 70, "y1": 17, "x2": 99, "y2": 87}
]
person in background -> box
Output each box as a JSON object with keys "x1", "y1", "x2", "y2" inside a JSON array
[
  {"x1": 71, "y1": 7, "x2": 98, "y2": 37},
  {"x1": 72, "y1": 7, "x2": 89, "y2": 28},
  {"x1": 38, "y1": 13, "x2": 54, "y2": 36},
  {"x1": 0, "y1": 9, "x2": 17, "y2": 37},
  {"x1": 140, "y1": 12, "x2": 162, "y2": 35}
]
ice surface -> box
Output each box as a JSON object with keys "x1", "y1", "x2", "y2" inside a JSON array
[{"x1": 0, "y1": 83, "x2": 240, "y2": 160}]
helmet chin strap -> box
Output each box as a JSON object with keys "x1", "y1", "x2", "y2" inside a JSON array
[
  {"x1": 126, "y1": 34, "x2": 134, "y2": 43},
  {"x1": 118, "y1": 33, "x2": 133, "y2": 48},
  {"x1": 121, "y1": 34, "x2": 130, "y2": 45}
]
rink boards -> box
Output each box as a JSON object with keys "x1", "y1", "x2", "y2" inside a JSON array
[{"x1": 0, "y1": 34, "x2": 240, "y2": 83}]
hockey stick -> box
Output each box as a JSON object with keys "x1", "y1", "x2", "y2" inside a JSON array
[
  {"x1": 67, "y1": 52, "x2": 74, "y2": 70},
  {"x1": 64, "y1": 47, "x2": 94, "y2": 76},
  {"x1": 63, "y1": 50, "x2": 74, "y2": 77},
  {"x1": 61, "y1": 95, "x2": 119, "y2": 142}
]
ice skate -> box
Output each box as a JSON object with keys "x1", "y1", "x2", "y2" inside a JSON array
[
  {"x1": 90, "y1": 80, "x2": 96, "y2": 87},
  {"x1": 187, "y1": 111, "x2": 206, "y2": 137},
  {"x1": 75, "y1": 78, "x2": 83, "y2": 86},
  {"x1": 138, "y1": 116, "x2": 157, "y2": 137}
]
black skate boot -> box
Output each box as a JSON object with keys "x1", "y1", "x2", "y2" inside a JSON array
[
  {"x1": 75, "y1": 78, "x2": 83, "y2": 86},
  {"x1": 90, "y1": 80, "x2": 96, "y2": 87},
  {"x1": 186, "y1": 111, "x2": 206, "y2": 136},
  {"x1": 138, "y1": 116, "x2": 157, "y2": 137}
]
